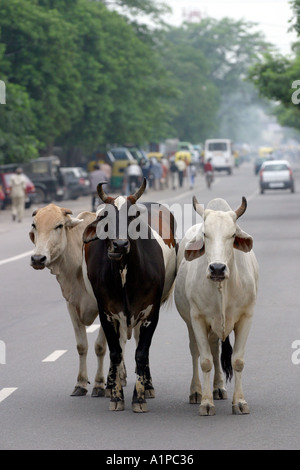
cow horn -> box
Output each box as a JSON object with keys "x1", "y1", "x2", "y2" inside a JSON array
[
  {"x1": 97, "y1": 182, "x2": 109, "y2": 202},
  {"x1": 131, "y1": 178, "x2": 147, "y2": 202},
  {"x1": 235, "y1": 197, "x2": 247, "y2": 219},
  {"x1": 192, "y1": 196, "x2": 204, "y2": 218}
]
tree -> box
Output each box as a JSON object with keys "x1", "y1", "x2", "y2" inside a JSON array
[{"x1": 163, "y1": 18, "x2": 271, "y2": 142}]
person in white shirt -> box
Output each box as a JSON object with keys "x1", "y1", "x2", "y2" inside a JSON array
[{"x1": 10, "y1": 168, "x2": 27, "y2": 222}]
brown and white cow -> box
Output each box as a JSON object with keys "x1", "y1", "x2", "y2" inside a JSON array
[
  {"x1": 82, "y1": 179, "x2": 177, "y2": 412},
  {"x1": 29, "y1": 204, "x2": 108, "y2": 397},
  {"x1": 175, "y1": 197, "x2": 259, "y2": 416}
]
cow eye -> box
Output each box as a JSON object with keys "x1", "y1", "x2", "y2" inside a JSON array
[
  {"x1": 55, "y1": 224, "x2": 64, "y2": 230},
  {"x1": 31, "y1": 223, "x2": 36, "y2": 230}
]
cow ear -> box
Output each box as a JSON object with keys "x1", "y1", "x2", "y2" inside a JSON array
[
  {"x1": 184, "y1": 235, "x2": 205, "y2": 261},
  {"x1": 234, "y1": 227, "x2": 253, "y2": 253},
  {"x1": 83, "y1": 221, "x2": 98, "y2": 243},
  {"x1": 65, "y1": 217, "x2": 83, "y2": 229}
]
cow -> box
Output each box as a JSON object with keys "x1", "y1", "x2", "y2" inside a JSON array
[
  {"x1": 175, "y1": 197, "x2": 259, "y2": 416},
  {"x1": 29, "y1": 204, "x2": 109, "y2": 397},
  {"x1": 82, "y1": 179, "x2": 177, "y2": 412}
]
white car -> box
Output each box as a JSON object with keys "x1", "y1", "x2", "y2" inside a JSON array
[{"x1": 259, "y1": 160, "x2": 295, "y2": 194}]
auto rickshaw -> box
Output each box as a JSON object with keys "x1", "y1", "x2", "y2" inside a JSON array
[
  {"x1": 147, "y1": 152, "x2": 164, "y2": 161},
  {"x1": 175, "y1": 150, "x2": 192, "y2": 164}
]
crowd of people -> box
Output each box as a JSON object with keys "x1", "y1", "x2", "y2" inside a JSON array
[{"x1": 89, "y1": 151, "x2": 201, "y2": 200}]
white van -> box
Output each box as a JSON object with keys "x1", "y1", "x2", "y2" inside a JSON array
[{"x1": 204, "y1": 139, "x2": 234, "y2": 174}]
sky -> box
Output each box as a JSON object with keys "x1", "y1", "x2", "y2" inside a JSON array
[{"x1": 163, "y1": 0, "x2": 297, "y2": 54}]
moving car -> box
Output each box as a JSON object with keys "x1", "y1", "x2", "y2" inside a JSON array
[
  {"x1": 0, "y1": 172, "x2": 36, "y2": 209},
  {"x1": 259, "y1": 160, "x2": 294, "y2": 194}
]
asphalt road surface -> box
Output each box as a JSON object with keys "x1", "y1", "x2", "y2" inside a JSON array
[{"x1": 0, "y1": 162, "x2": 300, "y2": 450}]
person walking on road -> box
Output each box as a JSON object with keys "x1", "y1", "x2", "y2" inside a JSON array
[
  {"x1": 10, "y1": 168, "x2": 27, "y2": 222},
  {"x1": 176, "y1": 157, "x2": 186, "y2": 188},
  {"x1": 89, "y1": 164, "x2": 108, "y2": 211}
]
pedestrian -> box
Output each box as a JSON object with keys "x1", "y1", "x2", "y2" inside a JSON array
[
  {"x1": 169, "y1": 156, "x2": 178, "y2": 190},
  {"x1": 149, "y1": 158, "x2": 162, "y2": 191},
  {"x1": 176, "y1": 157, "x2": 186, "y2": 188},
  {"x1": 189, "y1": 163, "x2": 197, "y2": 190},
  {"x1": 10, "y1": 167, "x2": 27, "y2": 222},
  {"x1": 89, "y1": 164, "x2": 108, "y2": 211}
]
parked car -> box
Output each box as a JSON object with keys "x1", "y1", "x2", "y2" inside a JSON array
[
  {"x1": 259, "y1": 160, "x2": 295, "y2": 194},
  {"x1": 0, "y1": 172, "x2": 36, "y2": 208},
  {"x1": 59, "y1": 167, "x2": 91, "y2": 200}
]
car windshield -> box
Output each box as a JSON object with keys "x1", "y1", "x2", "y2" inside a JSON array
[
  {"x1": 208, "y1": 142, "x2": 228, "y2": 151},
  {"x1": 263, "y1": 164, "x2": 289, "y2": 172}
]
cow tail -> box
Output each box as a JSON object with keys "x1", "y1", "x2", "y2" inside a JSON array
[{"x1": 221, "y1": 336, "x2": 233, "y2": 383}]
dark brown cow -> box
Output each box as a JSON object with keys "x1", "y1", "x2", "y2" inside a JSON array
[{"x1": 82, "y1": 179, "x2": 177, "y2": 412}]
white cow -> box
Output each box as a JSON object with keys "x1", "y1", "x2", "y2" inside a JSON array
[
  {"x1": 29, "y1": 204, "x2": 108, "y2": 397},
  {"x1": 175, "y1": 197, "x2": 259, "y2": 416}
]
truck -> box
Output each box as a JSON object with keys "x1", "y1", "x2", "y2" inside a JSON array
[{"x1": 204, "y1": 139, "x2": 234, "y2": 174}]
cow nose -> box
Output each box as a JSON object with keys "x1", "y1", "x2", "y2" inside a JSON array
[
  {"x1": 209, "y1": 263, "x2": 227, "y2": 278},
  {"x1": 113, "y1": 240, "x2": 129, "y2": 253},
  {"x1": 31, "y1": 255, "x2": 47, "y2": 267}
]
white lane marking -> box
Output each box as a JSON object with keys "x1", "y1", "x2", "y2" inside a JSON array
[
  {"x1": 42, "y1": 350, "x2": 67, "y2": 363},
  {"x1": 86, "y1": 324, "x2": 100, "y2": 333},
  {"x1": 0, "y1": 388, "x2": 18, "y2": 403},
  {"x1": 0, "y1": 250, "x2": 33, "y2": 267}
]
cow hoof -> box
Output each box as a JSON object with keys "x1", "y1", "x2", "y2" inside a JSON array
[
  {"x1": 132, "y1": 401, "x2": 148, "y2": 413},
  {"x1": 70, "y1": 386, "x2": 88, "y2": 397},
  {"x1": 213, "y1": 388, "x2": 228, "y2": 400},
  {"x1": 189, "y1": 392, "x2": 202, "y2": 404},
  {"x1": 91, "y1": 387, "x2": 106, "y2": 397},
  {"x1": 109, "y1": 400, "x2": 125, "y2": 411},
  {"x1": 232, "y1": 401, "x2": 250, "y2": 415},
  {"x1": 199, "y1": 402, "x2": 216, "y2": 416},
  {"x1": 145, "y1": 388, "x2": 155, "y2": 399}
]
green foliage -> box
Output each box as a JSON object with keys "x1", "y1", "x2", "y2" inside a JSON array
[
  {"x1": 0, "y1": 0, "x2": 276, "y2": 165},
  {"x1": 0, "y1": 83, "x2": 40, "y2": 164},
  {"x1": 248, "y1": 0, "x2": 300, "y2": 133}
]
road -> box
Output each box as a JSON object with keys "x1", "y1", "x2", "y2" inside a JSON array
[{"x1": 0, "y1": 162, "x2": 300, "y2": 450}]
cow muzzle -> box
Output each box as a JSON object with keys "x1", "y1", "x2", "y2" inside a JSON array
[
  {"x1": 31, "y1": 254, "x2": 47, "y2": 270},
  {"x1": 108, "y1": 240, "x2": 130, "y2": 261},
  {"x1": 208, "y1": 263, "x2": 228, "y2": 282}
]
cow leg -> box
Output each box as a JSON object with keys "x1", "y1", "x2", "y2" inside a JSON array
[
  {"x1": 232, "y1": 315, "x2": 252, "y2": 415},
  {"x1": 67, "y1": 304, "x2": 89, "y2": 396},
  {"x1": 187, "y1": 323, "x2": 202, "y2": 404},
  {"x1": 132, "y1": 314, "x2": 159, "y2": 413},
  {"x1": 91, "y1": 326, "x2": 107, "y2": 397},
  {"x1": 191, "y1": 312, "x2": 215, "y2": 416},
  {"x1": 134, "y1": 324, "x2": 155, "y2": 399},
  {"x1": 209, "y1": 333, "x2": 227, "y2": 400},
  {"x1": 100, "y1": 313, "x2": 124, "y2": 411}
]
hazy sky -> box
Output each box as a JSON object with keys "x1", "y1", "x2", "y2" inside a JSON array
[{"x1": 163, "y1": 0, "x2": 297, "y2": 54}]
